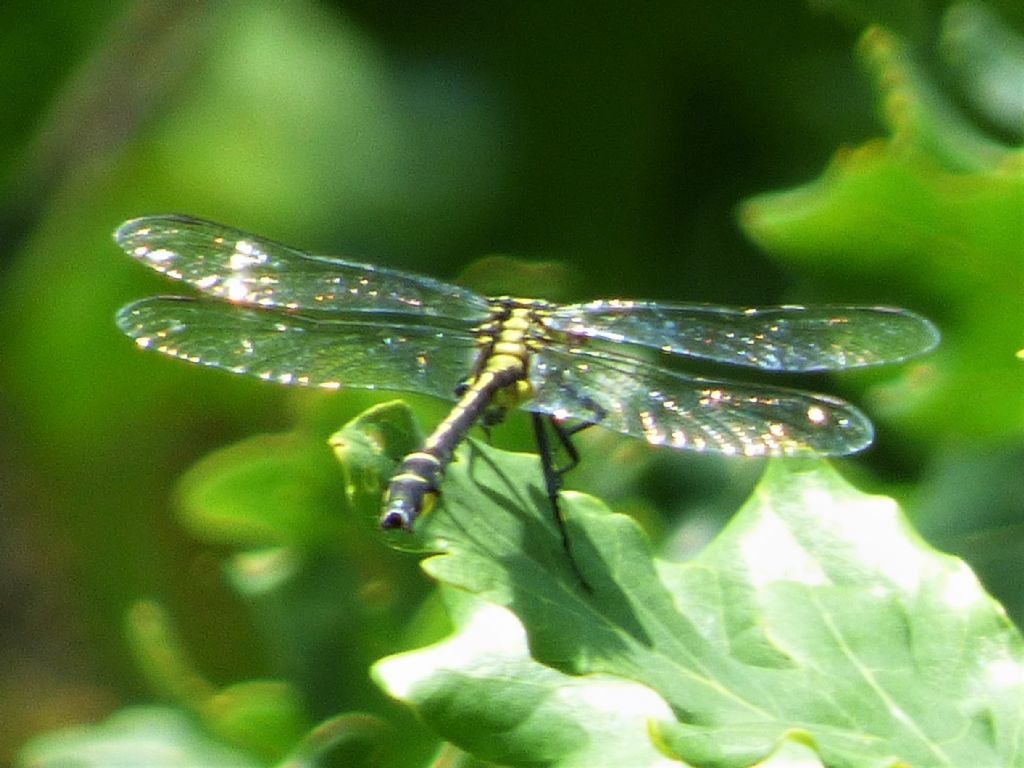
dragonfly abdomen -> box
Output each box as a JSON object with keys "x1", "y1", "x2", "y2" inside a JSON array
[
  {"x1": 380, "y1": 304, "x2": 538, "y2": 531},
  {"x1": 380, "y1": 451, "x2": 445, "y2": 530}
]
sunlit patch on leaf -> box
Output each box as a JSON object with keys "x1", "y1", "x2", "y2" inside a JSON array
[
  {"x1": 941, "y1": 2, "x2": 1024, "y2": 138},
  {"x1": 375, "y1": 598, "x2": 678, "y2": 768},
  {"x1": 16, "y1": 707, "x2": 262, "y2": 768}
]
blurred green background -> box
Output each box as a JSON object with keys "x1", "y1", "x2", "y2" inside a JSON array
[{"x1": 1, "y1": 1, "x2": 1021, "y2": 765}]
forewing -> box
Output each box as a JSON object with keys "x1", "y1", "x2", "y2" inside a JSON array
[
  {"x1": 544, "y1": 301, "x2": 939, "y2": 371},
  {"x1": 117, "y1": 297, "x2": 478, "y2": 400},
  {"x1": 527, "y1": 346, "x2": 874, "y2": 457},
  {"x1": 116, "y1": 216, "x2": 492, "y2": 321}
]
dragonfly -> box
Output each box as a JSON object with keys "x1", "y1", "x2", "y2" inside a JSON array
[{"x1": 115, "y1": 215, "x2": 939, "y2": 567}]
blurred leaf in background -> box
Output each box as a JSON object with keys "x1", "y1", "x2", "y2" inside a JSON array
[{"x1": 1, "y1": 0, "x2": 1021, "y2": 766}]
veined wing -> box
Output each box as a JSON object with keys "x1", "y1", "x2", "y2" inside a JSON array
[
  {"x1": 116, "y1": 216, "x2": 492, "y2": 322},
  {"x1": 527, "y1": 345, "x2": 874, "y2": 457},
  {"x1": 117, "y1": 296, "x2": 479, "y2": 399},
  {"x1": 543, "y1": 301, "x2": 940, "y2": 372}
]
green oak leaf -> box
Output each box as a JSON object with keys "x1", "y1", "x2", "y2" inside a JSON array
[
  {"x1": 124, "y1": 601, "x2": 310, "y2": 763},
  {"x1": 176, "y1": 431, "x2": 348, "y2": 550},
  {"x1": 370, "y1": 439, "x2": 1024, "y2": 768}
]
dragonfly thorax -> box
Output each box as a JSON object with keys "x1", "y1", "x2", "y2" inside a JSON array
[{"x1": 469, "y1": 298, "x2": 554, "y2": 407}]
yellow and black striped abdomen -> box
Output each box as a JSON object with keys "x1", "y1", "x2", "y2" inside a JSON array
[{"x1": 380, "y1": 301, "x2": 543, "y2": 531}]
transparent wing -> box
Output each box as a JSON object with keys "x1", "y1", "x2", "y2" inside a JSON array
[
  {"x1": 543, "y1": 301, "x2": 940, "y2": 371},
  {"x1": 116, "y1": 216, "x2": 492, "y2": 322},
  {"x1": 527, "y1": 346, "x2": 874, "y2": 456},
  {"x1": 117, "y1": 297, "x2": 479, "y2": 399}
]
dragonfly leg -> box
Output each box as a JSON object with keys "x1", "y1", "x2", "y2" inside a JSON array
[
  {"x1": 551, "y1": 415, "x2": 597, "y2": 458},
  {"x1": 531, "y1": 413, "x2": 591, "y2": 591},
  {"x1": 478, "y1": 403, "x2": 508, "y2": 445}
]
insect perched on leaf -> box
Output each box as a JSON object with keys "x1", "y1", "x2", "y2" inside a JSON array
[{"x1": 115, "y1": 215, "x2": 939, "y2": 572}]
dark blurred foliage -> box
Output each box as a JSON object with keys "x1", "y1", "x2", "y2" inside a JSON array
[{"x1": 1, "y1": 1, "x2": 1021, "y2": 765}]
